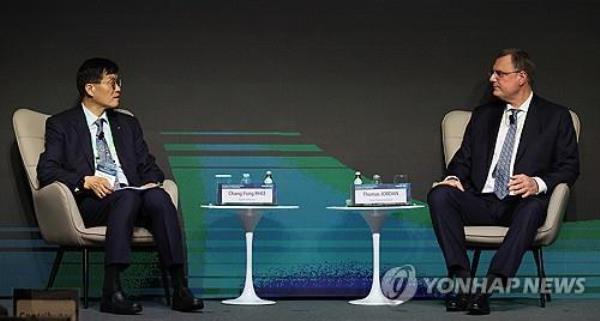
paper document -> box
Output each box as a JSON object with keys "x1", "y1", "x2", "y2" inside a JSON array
[{"x1": 116, "y1": 183, "x2": 160, "y2": 191}]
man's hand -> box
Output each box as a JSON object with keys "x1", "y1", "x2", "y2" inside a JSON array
[
  {"x1": 433, "y1": 178, "x2": 465, "y2": 192},
  {"x1": 508, "y1": 174, "x2": 539, "y2": 198},
  {"x1": 83, "y1": 176, "x2": 113, "y2": 198}
]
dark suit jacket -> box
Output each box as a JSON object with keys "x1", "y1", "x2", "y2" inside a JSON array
[
  {"x1": 37, "y1": 106, "x2": 164, "y2": 196},
  {"x1": 447, "y1": 94, "x2": 579, "y2": 196}
]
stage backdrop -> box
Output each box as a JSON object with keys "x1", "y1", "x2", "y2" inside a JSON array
[{"x1": 1, "y1": 0, "x2": 600, "y2": 299}]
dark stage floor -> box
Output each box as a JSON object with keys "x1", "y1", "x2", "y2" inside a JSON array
[{"x1": 3, "y1": 298, "x2": 600, "y2": 321}]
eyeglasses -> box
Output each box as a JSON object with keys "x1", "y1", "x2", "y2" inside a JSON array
[
  {"x1": 91, "y1": 77, "x2": 122, "y2": 90},
  {"x1": 489, "y1": 70, "x2": 521, "y2": 79}
]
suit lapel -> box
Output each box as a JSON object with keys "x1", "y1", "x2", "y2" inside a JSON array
[
  {"x1": 107, "y1": 111, "x2": 125, "y2": 162},
  {"x1": 72, "y1": 107, "x2": 94, "y2": 172},
  {"x1": 106, "y1": 110, "x2": 122, "y2": 155},
  {"x1": 107, "y1": 110, "x2": 132, "y2": 181},
  {"x1": 485, "y1": 103, "x2": 504, "y2": 173},
  {"x1": 515, "y1": 95, "x2": 540, "y2": 164}
]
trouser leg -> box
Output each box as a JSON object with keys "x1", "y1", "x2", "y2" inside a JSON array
[
  {"x1": 139, "y1": 188, "x2": 185, "y2": 268},
  {"x1": 428, "y1": 186, "x2": 496, "y2": 276},
  {"x1": 79, "y1": 190, "x2": 142, "y2": 265},
  {"x1": 488, "y1": 197, "x2": 546, "y2": 277}
]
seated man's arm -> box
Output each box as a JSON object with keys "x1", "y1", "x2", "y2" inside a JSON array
[
  {"x1": 37, "y1": 117, "x2": 85, "y2": 193},
  {"x1": 131, "y1": 117, "x2": 165, "y2": 185},
  {"x1": 510, "y1": 109, "x2": 579, "y2": 198},
  {"x1": 540, "y1": 109, "x2": 580, "y2": 191},
  {"x1": 434, "y1": 112, "x2": 479, "y2": 192}
]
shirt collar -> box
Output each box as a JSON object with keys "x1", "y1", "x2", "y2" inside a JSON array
[
  {"x1": 81, "y1": 103, "x2": 108, "y2": 128},
  {"x1": 506, "y1": 91, "x2": 533, "y2": 114}
]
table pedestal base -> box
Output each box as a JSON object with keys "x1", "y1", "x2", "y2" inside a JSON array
[
  {"x1": 349, "y1": 232, "x2": 404, "y2": 306},
  {"x1": 349, "y1": 289, "x2": 404, "y2": 306},
  {"x1": 222, "y1": 291, "x2": 275, "y2": 305},
  {"x1": 326, "y1": 205, "x2": 424, "y2": 307},
  {"x1": 201, "y1": 205, "x2": 299, "y2": 305},
  {"x1": 221, "y1": 231, "x2": 276, "y2": 305}
]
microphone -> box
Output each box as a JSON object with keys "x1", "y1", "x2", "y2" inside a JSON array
[
  {"x1": 97, "y1": 132, "x2": 105, "y2": 140},
  {"x1": 509, "y1": 111, "x2": 517, "y2": 125}
]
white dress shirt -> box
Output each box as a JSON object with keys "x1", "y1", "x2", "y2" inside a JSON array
[
  {"x1": 82, "y1": 104, "x2": 129, "y2": 186},
  {"x1": 481, "y1": 92, "x2": 546, "y2": 194}
]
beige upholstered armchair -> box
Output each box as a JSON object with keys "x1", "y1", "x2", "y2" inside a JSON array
[
  {"x1": 12, "y1": 108, "x2": 179, "y2": 308},
  {"x1": 441, "y1": 109, "x2": 580, "y2": 307}
]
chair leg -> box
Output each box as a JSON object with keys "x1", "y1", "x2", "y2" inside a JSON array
[
  {"x1": 82, "y1": 248, "x2": 90, "y2": 309},
  {"x1": 46, "y1": 248, "x2": 65, "y2": 289},
  {"x1": 471, "y1": 249, "x2": 481, "y2": 277},
  {"x1": 539, "y1": 248, "x2": 551, "y2": 303},
  {"x1": 533, "y1": 248, "x2": 546, "y2": 307},
  {"x1": 161, "y1": 267, "x2": 172, "y2": 306}
]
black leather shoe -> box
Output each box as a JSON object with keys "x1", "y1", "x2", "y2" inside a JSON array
[
  {"x1": 172, "y1": 287, "x2": 204, "y2": 312},
  {"x1": 100, "y1": 291, "x2": 143, "y2": 315},
  {"x1": 467, "y1": 293, "x2": 490, "y2": 315},
  {"x1": 0, "y1": 304, "x2": 8, "y2": 316},
  {"x1": 445, "y1": 292, "x2": 469, "y2": 312}
]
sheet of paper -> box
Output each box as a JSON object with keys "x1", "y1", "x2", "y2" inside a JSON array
[{"x1": 116, "y1": 183, "x2": 160, "y2": 191}]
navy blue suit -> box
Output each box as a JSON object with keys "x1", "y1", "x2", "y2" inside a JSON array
[
  {"x1": 428, "y1": 95, "x2": 579, "y2": 277},
  {"x1": 37, "y1": 106, "x2": 184, "y2": 267}
]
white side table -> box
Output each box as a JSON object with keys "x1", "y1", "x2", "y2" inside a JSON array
[
  {"x1": 326, "y1": 205, "x2": 425, "y2": 306},
  {"x1": 201, "y1": 204, "x2": 299, "y2": 305}
]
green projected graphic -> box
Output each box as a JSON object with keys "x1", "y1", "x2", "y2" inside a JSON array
[
  {"x1": 165, "y1": 144, "x2": 322, "y2": 152},
  {"x1": 162, "y1": 130, "x2": 600, "y2": 299},
  {"x1": 3, "y1": 131, "x2": 600, "y2": 300}
]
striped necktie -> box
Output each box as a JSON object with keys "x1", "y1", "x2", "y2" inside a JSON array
[
  {"x1": 94, "y1": 119, "x2": 119, "y2": 188},
  {"x1": 493, "y1": 109, "x2": 519, "y2": 199}
]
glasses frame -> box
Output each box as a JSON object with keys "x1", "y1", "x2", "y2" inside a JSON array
[
  {"x1": 489, "y1": 69, "x2": 522, "y2": 79},
  {"x1": 90, "y1": 76, "x2": 122, "y2": 90}
]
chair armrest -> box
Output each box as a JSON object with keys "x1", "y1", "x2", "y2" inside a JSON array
[
  {"x1": 162, "y1": 179, "x2": 178, "y2": 209},
  {"x1": 536, "y1": 183, "x2": 570, "y2": 246},
  {"x1": 32, "y1": 181, "x2": 87, "y2": 247}
]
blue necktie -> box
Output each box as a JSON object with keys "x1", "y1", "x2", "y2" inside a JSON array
[
  {"x1": 493, "y1": 109, "x2": 519, "y2": 199},
  {"x1": 94, "y1": 119, "x2": 119, "y2": 188}
]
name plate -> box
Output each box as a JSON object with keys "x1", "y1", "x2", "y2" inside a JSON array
[
  {"x1": 13, "y1": 288, "x2": 78, "y2": 321},
  {"x1": 353, "y1": 183, "x2": 411, "y2": 206},
  {"x1": 219, "y1": 184, "x2": 276, "y2": 205}
]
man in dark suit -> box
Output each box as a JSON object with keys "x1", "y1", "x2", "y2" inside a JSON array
[
  {"x1": 428, "y1": 49, "x2": 579, "y2": 315},
  {"x1": 37, "y1": 58, "x2": 204, "y2": 315}
]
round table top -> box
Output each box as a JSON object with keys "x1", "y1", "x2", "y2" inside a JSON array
[
  {"x1": 201, "y1": 204, "x2": 299, "y2": 210},
  {"x1": 326, "y1": 204, "x2": 425, "y2": 211}
]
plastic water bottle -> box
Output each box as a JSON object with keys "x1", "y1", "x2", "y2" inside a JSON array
[
  {"x1": 373, "y1": 174, "x2": 382, "y2": 185},
  {"x1": 214, "y1": 174, "x2": 232, "y2": 204},
  {"x1": 353, "y1": 171, "x2": 363, "y2": 185},
  {"x1": 263, "y1": 170, "x2": 274, "y2": 185},
  {"x1": 241, "y1": 173, "x2": 252, "y2": 185}
]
